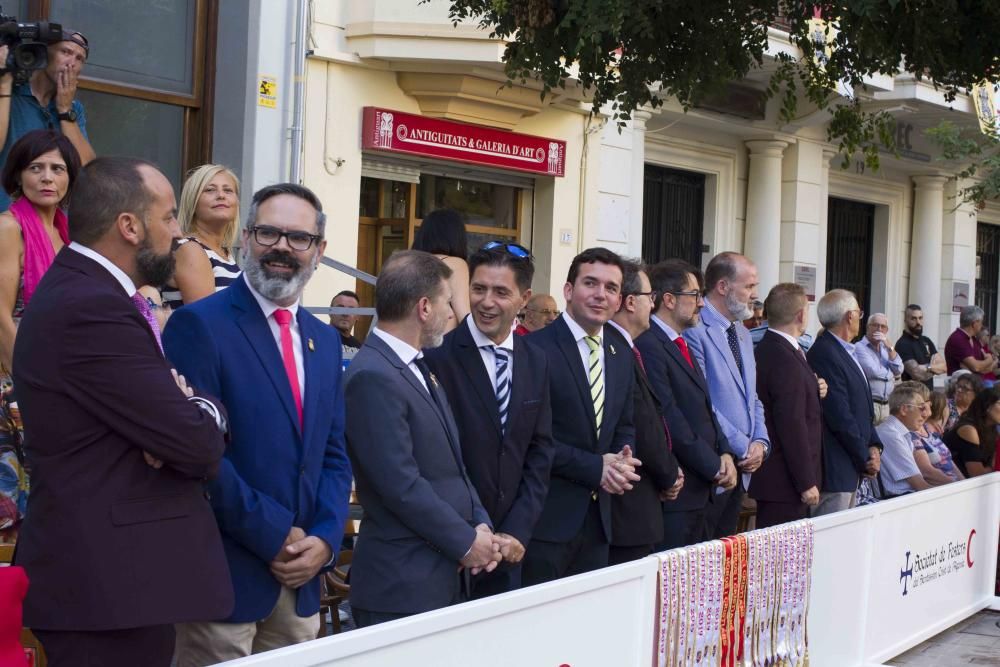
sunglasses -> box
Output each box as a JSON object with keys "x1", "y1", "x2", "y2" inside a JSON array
[{"x1": 481, "y1": 241, "x2": 532, "y2": 259}]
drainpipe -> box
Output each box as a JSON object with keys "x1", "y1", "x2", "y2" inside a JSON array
[{"x1": 289, "y1": 0, "x2": 308, "y2": 183}]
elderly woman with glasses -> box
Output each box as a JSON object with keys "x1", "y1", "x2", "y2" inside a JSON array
[{"x1": 944, "y1": 371, "x2": 984, "y2": 431}]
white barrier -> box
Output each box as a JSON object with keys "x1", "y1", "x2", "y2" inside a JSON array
[{"x1": 216, "y1": 473, "x2": 1000, "y2": 667}]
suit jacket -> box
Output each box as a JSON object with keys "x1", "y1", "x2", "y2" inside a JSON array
[
  {"x1": 635, "y1": 322, "x2": 732, "y2": 512},
  {"x1": 608, "y1": 329, "x2": 680, "y2": 547},
  {"x1": 13, "y1": 248, "x2": 232, "y2": 631},
  {"x1": 344, "y1": 333, "x2": 490, "y2": 615},
  {"x1": 526, "y1": 316, "x2": 635, "y2": 543},
  {"x1": 749, "y1": 331, "x2": 823, "y2": 503},
  {"x1": 163, "y1": 276, "x2": 353, "y2": 622},
  {"x1": 423, "y1": 318, "x2": 553, "y2": 547},
  {"x1": 806, "y1": 330, "x2": 884, "y2": 492},
  {"x1": 684, "y1": 305, "x2": 769, "y2": 471}
]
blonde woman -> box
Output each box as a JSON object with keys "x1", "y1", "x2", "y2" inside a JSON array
[{"x1": 161, "y1": 164, "x2": 242, "y2": 309}]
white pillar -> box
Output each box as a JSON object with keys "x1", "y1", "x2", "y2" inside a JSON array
[
  {"x1": 908, "y1": 175, "x2": 947, "y2": 342},
  {"x1": 743, "y1": 139, "x2": 788, "y2": 293},
  {"x1": 627, "y1": 110, "x2": 651, "y2": 258}
]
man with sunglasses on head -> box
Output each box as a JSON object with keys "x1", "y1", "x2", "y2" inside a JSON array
[
  {"x1": 163, "y1": 184, "x2": 353, "y2": 664},
  {"x1": 424, "y1": 241, "x2": 554, "y2": 596}
]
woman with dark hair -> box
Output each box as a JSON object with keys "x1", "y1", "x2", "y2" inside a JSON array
[
  {"x1": 944, "y1": 371, "x2": 983, "y2": 431},
  {"x1": 943, "y1": 386, "x2": 1000, "y2": 477},
  {"x1": 412, "y1": 208, "x2": 470, "y2": 332},
  {"x1": 0, "y1": 129, "x2": 81, "y2": 540}
]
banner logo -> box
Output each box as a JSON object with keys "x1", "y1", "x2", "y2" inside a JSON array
[{"x1": 898, "y1": 529, "x2": 976, "y2": 597}]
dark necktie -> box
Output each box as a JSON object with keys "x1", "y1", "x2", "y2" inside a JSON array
[
  {"x1": 674, "y1": 336, "x2": 694, "y2": 368},
  {"x1": 727, "y1": 322, "x2": 745, "y2": 379},
  {"x1": 633, "y1": 346, "x2": 673, "y2": 451},
  {"x1": 413, "y1": 357, "x2": 438, "y2": 401}
]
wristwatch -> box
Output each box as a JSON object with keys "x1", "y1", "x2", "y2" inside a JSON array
[{"x1": 56, "y1": 109, "x2": 77, "y2": 123}]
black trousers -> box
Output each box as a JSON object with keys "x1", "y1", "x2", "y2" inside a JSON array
[
  {"x1": 656, "y1": 506, "x2": 709, "y2": 552},
  {"x1": 522, "y1": 501, "x2": 608, "y2": 586},
  {"x1": 609, "y1": 543, "x2": 653, "y2": 565},
  {"x1": 470, "y1": 563, "x2": 522, "y2": 598},
  {"x1": 34, "y1": 625, "x2": 174, "y2": 667},
  {"x1": 351, "y1": 608, "x2": 413, "y2": 628},
  {"x1": 706, "y1": 483, "x2": 745, "y2": 538},
  {"x1": 754, "y1": 500, "x2": 808, "y2": 529}
]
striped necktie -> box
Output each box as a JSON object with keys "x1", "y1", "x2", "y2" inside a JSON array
[
  {"x1": 493, "y1": 347, "x2": 510, "y2": 433},
  {"x1": 585, "y1": 335, "x2": 604, "y2": 437}
]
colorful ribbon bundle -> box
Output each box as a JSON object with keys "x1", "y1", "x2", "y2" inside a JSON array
[{"x1": 656, "y1": 520, "x2": 813, "y2": 667}]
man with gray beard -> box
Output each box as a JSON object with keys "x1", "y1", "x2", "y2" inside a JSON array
[
  {"x1": 163, "y1": 184, "x2": 353, "y2": 664},
  {"x1": 684, "y1": 251, "x2": 770, "y2": 538}
]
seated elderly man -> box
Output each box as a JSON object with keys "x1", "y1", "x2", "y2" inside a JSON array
[
  {"x1": 874, "y1": 381, "x2": 932, "y2": 497},
  {"x1": 855, "y1": 313, "x2": 904, "y2": 423}
]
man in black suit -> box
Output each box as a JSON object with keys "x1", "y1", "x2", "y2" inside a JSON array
[
  {"x1": 750, "y1": 283, "x2": 824, "y2": 528},
  {"x1": 13, "y1": 157, "x2": 232, "y2": 666},
  {"x1": 635, "y1": 259, "x2": 737, "y2": 550},
  {"x1": 807, "y1": 288, "x2": 883, "y2": 515},
  {"x1": 607, "y1": 259, "x2": 683, "y2": 563},
  {"x1": 344, "y1": 250, "x2": 502, "y2": 627},
  {"x1": 522, "y1": 247, "x2": 640, "y2": 585},
  {"x1": 425, "y1": 242, "x2": 553, "y2": 596}
]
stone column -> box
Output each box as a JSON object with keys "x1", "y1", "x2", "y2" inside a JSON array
[
  {"x1": 908, "y1": 175, "x2": 947, "y2": 342},
  {"x1": 743, "y1": 139, "x2": 789, "y2": 293},
  {"x1": 627, "y1": 110, "x2": 651, "y2": 258}
]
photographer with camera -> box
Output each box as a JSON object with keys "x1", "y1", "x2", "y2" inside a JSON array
[{"x1": 0, "y1": 28, "x2": 94, "y2": 212}]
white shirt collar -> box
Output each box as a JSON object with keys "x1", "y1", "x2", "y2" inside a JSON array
[
  {"x1": 68, "y1": 242, "x2": 136, "y2": 296},
  {"x1": 562, "y1": 311, "x2": 600, "y2": 344},
  {"x1": 651, "y1": 314, "x2": 681, "y2": 341},
  {"x1": 467, "y1": 315, "x2": 514, "y2": 352},
  {"x1": 371, "y1": 326, "x2": 422, "y2": 366},
  {"x1": 243, "y1": 273, "x2": 299, "y2": 321},
  {"x1": 607, "y1": 319, "x2": 634, "y2": 348},
  {"x1": 770, "y1": 328, "x2": 801, "y2": 350}
]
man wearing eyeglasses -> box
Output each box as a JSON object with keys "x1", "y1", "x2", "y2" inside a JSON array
[
  {"x1": 517, "y1": 293, "x2": 560, "y2": 334},
  {"x1": 874, "y1": 382, "x2": 932, "y2": 497},
  {"x1": 424, "y1": 242, "x2": 554, "y2": 596},
  {"x1": 164, "y1": 184, "x2": 353, "y2": 664}
]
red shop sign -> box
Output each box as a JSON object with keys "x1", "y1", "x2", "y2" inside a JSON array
[{"x1": 361, "y1": 107, "x2": 566, "y2": 177}]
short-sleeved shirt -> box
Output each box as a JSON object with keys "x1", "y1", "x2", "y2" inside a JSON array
[
  {"x1": 944, "y1": 328, "x2": 980, "y2": 375},
  {"x1": 875, "y1": 416, "x2": 922, "y2": 496},
  {"x1": 0, "y1": 82, "x2": 88, "y2": 212},
  {"x1": 895, "y1": 332, "x2": 938, "y2": 388}
]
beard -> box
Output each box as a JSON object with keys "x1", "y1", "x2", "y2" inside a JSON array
[
  {"x1": 725, "y1": 290, "x2": 754, "y2": 321},
  {"x1": 242, "y1": 246, "x2": 316, "y2": 303},
  {"x1": 909, "y1": 324, "x2": 923, "y2": 337},
  {"x1": 136, "y1": 235, "x2": 176, "y2": 288}
]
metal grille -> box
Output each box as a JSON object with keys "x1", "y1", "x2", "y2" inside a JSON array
[
  {"x1": 826, "y1": 198, "x2": 875, "y2": 317},
  {"x1": 976, "y1": 223, "x2": 1000, "y2": 331},
  {"x1": 642, "y1": 165, "x2": 705, "y2": 267}
]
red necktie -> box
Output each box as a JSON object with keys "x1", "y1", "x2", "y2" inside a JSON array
[
  {"x1": 273, "y1": 309, "x2": 303, "y2": 427},
  {"x1": 633, "y1": 346, "x2": 673, "y2": 451},
  {"x1": 674, "y1": 336, "x2": 694, "y2": 368}
]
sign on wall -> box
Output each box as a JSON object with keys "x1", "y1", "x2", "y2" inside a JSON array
[
  {"x1": 953, "y1": 282, "x2": 970, "y2": 313},
  {"x1": 793, "y1": 265, "x2": 817, "y2": 301},
  {"x1": 361, "y1": 107, "x2": 566, "y2": 177}
]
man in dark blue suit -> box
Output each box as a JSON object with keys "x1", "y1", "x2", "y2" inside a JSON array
[
  {"x1": 636, "y1": 259, "x2": 737, "y2": 550},
  {"x1": 424, "y1": 242, "x2": 553, "y2": 597},
  {"x1": 806, "y1": 288, "x2": 883, "y2": 516},
  {"x1": 522, "y1": 247, "x2": 640, "y2": 586},
  {"x1": 345, "y1": 250, "x2": 501, "y2": 626},
  {"x1": 164, "y1": 184, "x2": 353, "y2": 664}
]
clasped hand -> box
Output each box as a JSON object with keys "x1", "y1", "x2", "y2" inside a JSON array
[
  {"x1": 270, "y1": 526, "x2": 332, "y2": 589},
  {"x1": 714, "y1": 454, "x2": 738, "y2": 490},
  {"x1": 600, "y1": 445, "x2": 642, "y2": 495},
  {"x1": 460, "y1": 523, "x2": 508, "y2": 574}
]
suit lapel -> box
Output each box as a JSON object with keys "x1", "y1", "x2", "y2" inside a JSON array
[
  {"x1": 231, "y1": 279, "x2": 301, "y2": 434},
  {"x1": 455, "y1": 322, "x2": 503, "y2": 438},
  {"x1": 554, "y1": 318, "x2": 598, "y2": 439},
  {"x1": 297, "y1": 311, "x2": 325, "y2": 447},
  {"x1": 707, "y1": 323, "x2": 746, "y2": 395},
  {"x1": 656, "y1": 324, "x2": 707, "y2": 392}
]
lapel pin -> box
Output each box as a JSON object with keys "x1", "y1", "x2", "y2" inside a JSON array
[
  {"x1": 308, "y1": 338, "x2": 315, "y2": 351},
  {"x1": 430, "y1": 372, "x2": 439, "y2": 387},
  {"x1": 609, "y1": 344, "x2": 616, "y2": 356}
]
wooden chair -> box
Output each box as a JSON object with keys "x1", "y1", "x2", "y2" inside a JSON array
[
  {"x1": 317, "y1": 516, "x2": 360, "y2": 637},
  {"x1": 0, "y1": 542, "x2": 46, "y2": 667}
]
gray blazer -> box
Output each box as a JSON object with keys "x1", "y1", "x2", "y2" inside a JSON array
[{"x1": 344, "y1": 333, "x2": 490, "y2": 614}]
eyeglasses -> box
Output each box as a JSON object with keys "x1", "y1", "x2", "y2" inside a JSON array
[
  {"x1": 481, "y1": 241, "x2": 532, "y2": 259},
  {"x1": 955, "y1": 385, "x2": 974, "y2": 394},
  {"x1": 526, "y1": 307, "x2": 561, "y2": 316},
  {"x1": 145, "y1": 297, "x2": 165, "y2": 311},
  {"x1": 669, "y1": 289, "x2": 702, "y2": 299},
  {"x1": 902, "y1": 403, "x2": 927, "y2": 410},
  {"x1": 249, "y1": 225, "x2": 321, "y2": 251}
]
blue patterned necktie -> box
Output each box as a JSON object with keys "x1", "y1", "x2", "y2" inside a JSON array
[
  {"x1": 727, "y1": 322, "x2": 744, "y2": 379},
  {"x1": 493, "y1": 347, "x2": 510, "y2": 433}
]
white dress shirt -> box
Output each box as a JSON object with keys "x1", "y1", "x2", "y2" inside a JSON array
[
  {"x1": 370, "y1": 326, "x2": 428, "y2": 392},
  {"x1": 651, "y1": 314, "x2": 682, "y2": 341},
  {"x1": 607, "y1": 319, "x2": 635, "y2": 349},
  {"x1": 466, "y1": 316, "x2": 515, "y2": 391},
  {"x1": 771, "y1": 328, "x2": 801, "y2": 351},
  {"x1": 561, "y1": 311, "x2": 605, "y2": 378},
  {"x1": 244, "y1": 274, "x2": 305, "y2": 400},
  {"x1": 68, "y1": 242, "x2": 137, "y2": 296}
]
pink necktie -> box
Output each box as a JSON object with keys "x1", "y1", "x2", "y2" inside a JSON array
[
  {"x1": 130, "y1": 293, "x2": 163, "y2": 354},
  {"x1": 273, "y1": 309, "x2": 303, "y2": 427}
]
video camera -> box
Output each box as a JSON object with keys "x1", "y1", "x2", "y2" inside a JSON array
[{"x1": 0, "y1": 6, "x2": 62, "y2": 85}]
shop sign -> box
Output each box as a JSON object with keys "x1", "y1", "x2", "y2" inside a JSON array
[
  {"x1": 793, "y1": 265, "x2": 817, "y2": 301},
  {"x1": 362, "y1": 107, "x2": 566, "y2": 177}
]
